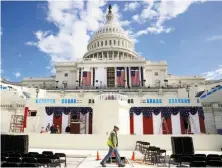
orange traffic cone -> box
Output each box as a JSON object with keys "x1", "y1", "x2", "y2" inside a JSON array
[
  {"x1": 131, "y1": 151, "x2": 135, "y2": 161},
  {"x1": 96, "y1": 151, "x2": 100, "y2": 160}
]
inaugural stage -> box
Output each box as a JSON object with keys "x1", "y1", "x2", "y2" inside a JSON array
[{"x1": 7, "y1": 133, "x2": 222, "y2": 151}]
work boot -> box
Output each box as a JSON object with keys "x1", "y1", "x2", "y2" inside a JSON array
[
  {"x1": 118, "y1": 163, "x2": 125, "y2": 167},
  {"x1": 100, "y1": 162, "x2": 106, "y2": 167}
]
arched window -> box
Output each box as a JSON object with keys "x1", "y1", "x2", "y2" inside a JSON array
[
  {"x1": 105, "y1": 41, "x2": 107, "y2": 45},
  {"x1": 101, "y1": 41, "x2": 103, "y2": 46}
]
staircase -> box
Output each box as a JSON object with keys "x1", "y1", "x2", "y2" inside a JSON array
[
  {"x1": 200, "y1": 85, "x2": 222, "y2": 102},
  {"x1": 9, "y1": 115, "x2": 24, "y2": 133}
]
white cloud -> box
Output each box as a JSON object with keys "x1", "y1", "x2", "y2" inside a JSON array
[
  {"x1": 26, "y1": 1, "x2": 106, "y2": 73},
  {"x1": 25, "y1": 41, "x2": 37, "y2": 46},
  {"x1": 14, "y1": 72, "x2": 21, "y2": 78},
  {"x1": 206, "y1": 35, "x2": 222, "y2": 42},
  {"x1": 132, "y1": 14, "x2": 139, "y2": 22},
  {"x1": 18, "y1": 54, "x2": 21, "y2": 58},
  {"x1": 135, "y1": 0, "x2": 204, "y2": 36},
  {"x1": 136, "y1": 25, "x2": 173, "y2": 36},
  {"x1": 160, "y1": 40, "x2": 165, "y2": 44},
  {"x1": 202, "y1": 65, "x2": 222, "y2": 80},
  {"x1": 0, "y1": 27, "x2": 2, "y2": 36},
  {"x1": 124, "y1": 2, "x2": 140, "y2": 12}
]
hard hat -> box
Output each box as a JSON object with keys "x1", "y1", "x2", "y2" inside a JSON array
[{"x1": 114, "y1": 125, "x2": 119, "y2": 129}]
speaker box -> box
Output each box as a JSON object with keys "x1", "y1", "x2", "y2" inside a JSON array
[
  {"x1": 183, "y1": 137, "x2": 194, "y2": 155},
  {"x1": 1, "y1": 135, "x2": 29, "y2": 153},
  {"x1": 92, "y1": 99, "x2": 94, "y2": 103},
  {"x1": 128, "y1": 99, "x2": 131, "y2": 103},
  {"x1": 171, "y1": 137, "x2": 183, "y2": 155},
  {"x1": 171, "y1": 136, "x2": 194, "y2": 155},
  {"x1": 88, "y1": 99, "x2": 91, "y2": 103}
]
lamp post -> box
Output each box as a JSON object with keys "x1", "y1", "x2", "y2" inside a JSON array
[
  {"x1": 43, "y1": 82, "x2": 46, "y2": 89},
  {"x1": 158, "y1": 80, "x2": 161, "y2": 88},
  {"x1": 76, "y1": 80, "x2": 79, "y2": 89},
  {"x1": 56, "y1": 81, "x2": 59, "y2": 89},
  {"x1": 62, "y1": 81, "x2": 65, "y2": 90},
  {"x1": 179, "y1": 80, "x2": 181, "y2": 88},
  {"x1": 96, "y1": 80, "x2": 98, "y2": 89},
  {"x1": 143, "y1": 80, "x2": 146, "y2": 87},
  {"x1": 186, "y1": 86, "x2": 190, "y2": 98},
  {"x1": 164, "y1": 79, "x2": 168, "y2": 88},
  {"x1": 36, "y1": 88, "x2": 39, "y2": 98}
]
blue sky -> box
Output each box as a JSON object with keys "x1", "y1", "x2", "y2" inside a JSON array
[{"x1": 1, "y1": 1, "x2": 222, "y2": 82}]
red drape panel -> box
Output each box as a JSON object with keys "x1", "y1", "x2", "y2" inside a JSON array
[
  {"x1": 143, "y1": 116, "x2": 153, "y2": 134},
  {"x1": 130, "y1": 115, "x2": 134, "y2": 134},
  {"x1": 88, "y1": 113, "x2": 92, "y2": 134},
  {"x1": 23, "y1": 107, "x2": 29, "y2": 129},
  {"x1": 162, "y1": 115, "x2": 172, "y2": 134},
  {"x1": 53, "y1": 115, "x2": 62, "y2": 133},
  {"x1": 199, "y1": 117, "x2": 206, "y2": 133}
]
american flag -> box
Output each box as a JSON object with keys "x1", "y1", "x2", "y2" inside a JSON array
[
  {"x1": 116, "y1": 68, "x2": 125, "y2": 86},
  {"x1": 131, "y1": 70, "x2": 140, "y2": 86},
  {"x1": 82, "y1": 71, "x2": 91, "y2": 86}
]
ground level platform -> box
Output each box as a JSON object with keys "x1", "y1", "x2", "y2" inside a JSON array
[{"x1": 29, "y1": 148, "x2": 222, "y2": 168}]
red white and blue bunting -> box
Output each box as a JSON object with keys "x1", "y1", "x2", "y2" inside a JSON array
[
  {"x1": 130, "y1": 106, "x2": 204, "y2": 119},
  {"x1": 45, "y1": 107, "x2": 93, "y2": 117}
]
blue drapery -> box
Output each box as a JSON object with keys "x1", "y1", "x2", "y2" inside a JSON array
[
  {"x1": 130, "y1": 107, "x2": 204, "y2": 119},
  {"x1": 45, "y1": 107, "x2": 93, "y2": 116}
]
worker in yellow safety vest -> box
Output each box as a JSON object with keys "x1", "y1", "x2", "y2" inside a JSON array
[{"x1": 100, "y1": 125, "x2": 125, "y2": 167}]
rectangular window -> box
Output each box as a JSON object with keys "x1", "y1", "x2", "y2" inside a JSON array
[
  {"x1": 65, "y1": 73, "x2": 68, "y2": 77},
  {"x1": 105, "y1": 41, "x2": 107, "y2": 45},
  {"x1": 110, "y1": 40, "x2": 112, "y2": 45},
  {"x1": 155, "y1": 72, "x2": 158, "y2": 76},
  {"x1": 114, "y1": 40, "x2": 116, "y2": 45},
  {"x1": 101, "y1": 41, "x2": 103, "y2": 46}
]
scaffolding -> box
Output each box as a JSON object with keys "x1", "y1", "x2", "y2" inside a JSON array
[
  {"x1": 9, "y1": 115, "x2": 24, "y2": 133},
  {"x1": 159, "y1": 117, "x2": 170, "y2": 134}
]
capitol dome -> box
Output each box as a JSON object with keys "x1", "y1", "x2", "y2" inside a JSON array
[{"x1": 83, "y1": 5, "x2": 138, "y2": 61}]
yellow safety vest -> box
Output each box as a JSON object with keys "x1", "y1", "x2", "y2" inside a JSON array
[{"x1": 106, "y1": 130, "x2": 117, "y2": 148}]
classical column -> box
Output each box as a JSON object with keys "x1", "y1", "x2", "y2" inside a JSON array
[
  {"x1": 114, "y1": 67, "x2": 117, "y2": 87},
  {"x1": 124, "y1": 67, "x2": 127, "y2": 88},
  {"x1": 143, "y1": 67, "x2": 146, "y2": 87},
  {"x1": 128, "y1": 67, "x2": 131, "y2": 87},
  {"x1": 81, "y1": 68, "x2": 83, "y2": 86},
  {"x1": 76, "y1": 69, "x2": 79, "y2": 87},
  {"x1": 91, "y1": 68, "x2": 93, "y2": 87},
  {"x1": 138, "y1": 66, "x2": 141, "y2": 86}
]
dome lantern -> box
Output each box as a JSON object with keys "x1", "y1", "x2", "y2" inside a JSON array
[{"x1": 106, "y1": 4, "x2": 114, "y2": 24}]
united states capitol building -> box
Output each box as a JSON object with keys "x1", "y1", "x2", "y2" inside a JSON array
[{"x1": 1, "y1": 6, "x2": 222, "y2": 138}]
